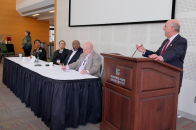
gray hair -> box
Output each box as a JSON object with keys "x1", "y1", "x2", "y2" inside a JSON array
[
  {"x1": 170, "y1": 22, "x2": 180, "y2": 32},
  {"x1": 59, "y1": 40, "x2": 66, "y2": 45}
]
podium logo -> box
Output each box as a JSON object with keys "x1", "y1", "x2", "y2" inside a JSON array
[{"x1": 116, "y1": 68, "x2": 120, "y2": 75}]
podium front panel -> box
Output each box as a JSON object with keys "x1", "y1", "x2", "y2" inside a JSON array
[
  {"x1": 100, "y1": 53, "x2": 181, "y2": 130},
  {"x1": 104, "y1": 87, "x2": 132, "y2": 130},
  {"x1": 106, "y1": 62, "x2": 133, "y2": 91},
  {"x1": 140, "y1": 94, "x2": 174, "y2": 130}
]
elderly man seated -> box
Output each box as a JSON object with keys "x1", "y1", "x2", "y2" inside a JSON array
[
  {"x1": 61, "y1": 42, "x2": 101, "y2": 77},
  {"x1": 63, "y1": 40, "x2": 83, "y2": 65},
  {"x1": 52, "y1": 40, "x2": 69, "y2": 65}
]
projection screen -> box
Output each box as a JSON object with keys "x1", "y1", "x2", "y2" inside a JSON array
[{"x1": 69, "y1": 0, "x2": 176, "y2": 27}]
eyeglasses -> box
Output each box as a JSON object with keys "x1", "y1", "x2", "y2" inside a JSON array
[{"x1": 73, "y1": 43, "x2": 79, "y2": 45}]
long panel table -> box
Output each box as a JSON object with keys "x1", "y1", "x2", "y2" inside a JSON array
[{"x1": 3, "y1": 57, "x2": 102, "y2": 130}]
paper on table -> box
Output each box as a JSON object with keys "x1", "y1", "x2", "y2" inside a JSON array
[{"x1": 31, "y1": 56, "x2": 36, "y2": 63}]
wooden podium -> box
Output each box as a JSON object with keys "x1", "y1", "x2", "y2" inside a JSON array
[{"x1": 100, "y1": 53, "x2": 182, "y2": 130}]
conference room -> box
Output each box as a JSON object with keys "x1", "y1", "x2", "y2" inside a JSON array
[{"x1": 0, "y1": 0, "x2": 195, "y2": 130}]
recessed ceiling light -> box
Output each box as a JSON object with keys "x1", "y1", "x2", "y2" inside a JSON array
[
  {"x1": 49, "y1": 10, "x2": 54, "y2": 13},
  {"x1": 32, "y1": 14, "x2": 39, "y2": 16}
]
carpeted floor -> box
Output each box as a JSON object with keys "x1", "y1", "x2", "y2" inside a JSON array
[{"x1": 0, "y1": 59, "x2": 195, "y2": 130}]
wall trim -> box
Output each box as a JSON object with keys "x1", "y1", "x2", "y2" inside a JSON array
[
  {"x1": 178, "y1": 110, "x2": 196, "y2": 122},
  {"x1": 54, "y1": 0, "x2": 56, "y2": 52},
  {"x1": 21, "y1": 4, "x2": 54, "y2": 14}
]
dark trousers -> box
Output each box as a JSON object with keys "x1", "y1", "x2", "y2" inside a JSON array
[{"x1": 24, "y1": 49, "x2": 31, "y2": 57}]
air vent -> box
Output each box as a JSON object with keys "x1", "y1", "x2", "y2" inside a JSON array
[{"x1": 21, "y1": 4, "x2": 54, "y2": 14}]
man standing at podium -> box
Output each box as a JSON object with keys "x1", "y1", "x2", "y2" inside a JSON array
[{"x1": 136, "y1": 19, "x2": 187, "y2": 92}]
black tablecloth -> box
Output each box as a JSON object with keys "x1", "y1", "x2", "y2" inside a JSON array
[{"x1": 3, "y1": 58, "x2": 102, "y2": 130}]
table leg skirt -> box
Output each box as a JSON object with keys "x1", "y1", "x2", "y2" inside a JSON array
[{"x1": 3, "y1": 58, "x2": 102, "y2": 130}]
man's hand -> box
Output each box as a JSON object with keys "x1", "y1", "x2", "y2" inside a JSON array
[
  {"x1": 154, "y1": 56, "x2": 163, "y2": 61},
  {"x1": 21, "y1": 46, "x2": 23, "y2": 49},
  {"x1": 61, "y1": 65, "x2": 66, "y2": 71},
  {"x1": 149, "y1": 54, "x2": 163, "y2": 61},
  {"x1": 80, "y1": 70, "x2": 88, "y2": 74},
  {"x1": 57, "y1": 62, "x2": 62, "y2": 65},
  {"x1": 149, "y1": 54, "x2": 158, "y2": 59},
  {"x1": 135, "y1": 43, "x2": 145, "y2": 53}
]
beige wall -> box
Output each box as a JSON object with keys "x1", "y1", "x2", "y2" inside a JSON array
[{"x1": 16, "y1": 0, "x2": 27, "y2": 5}]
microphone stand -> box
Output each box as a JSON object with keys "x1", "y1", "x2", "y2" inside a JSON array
[
  {"x1": 34, "y1": 51, "x2": 42, "y2": 66},
  {"x1": 132, "y1": 45, "x2": 142, "y2": 57}
]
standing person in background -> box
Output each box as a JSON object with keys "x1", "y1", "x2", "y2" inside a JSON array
[
  {"x1": 21, "y1": 30, "x2": 32, "y2": 56},
  {"x1": 32, "y1": 39, "x2": 47, "y2": 61}
]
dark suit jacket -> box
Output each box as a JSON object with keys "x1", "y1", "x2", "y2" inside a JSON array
[
  {"x1": 143, "y1": 34, "x2": 187, "y2": 91},
  {"x1": 63, "y1": 47, "x2": 83, "y2": 65},
  {"x1": 32, "y1": 47, "x2": 47, "y2": 61},
  {"x1": 52, "y1": 48, "x2": 69, "y2": 65}
]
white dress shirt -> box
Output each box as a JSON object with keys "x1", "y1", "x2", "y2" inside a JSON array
[
  {"x1": 67, "y1": 49, "x2": 78, "y2": 65},
  {"x1": 161, "y1": 33, "x2": 179, "y2": 52}
]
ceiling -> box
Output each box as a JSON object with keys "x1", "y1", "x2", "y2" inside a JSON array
[
  {"x1": 16, "y1": 0, "x2": 54, "y2": 26},
  {"x1": 26, "y1": 10, "x2": 54, "y2": 26}
]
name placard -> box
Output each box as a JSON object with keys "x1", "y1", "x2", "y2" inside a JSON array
[{"x1": 106, "y1": 63, "x2": 133, "y2": 90}]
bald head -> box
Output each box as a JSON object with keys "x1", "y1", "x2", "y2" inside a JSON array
[
  {"x1": 83, "y1": 42, "x2": 93, "y2": 56},
  {"x1": 72, "y1": 40, "x2": 80, "y2": 51},
  {"x1": 168, "y1": 19, "x2": 180, "y2": 32},
  {"x1": 163, "y1": 19, "x2": 180, "y2": 38},
  {"x1": 72, "y1": 40, "x2": 80, "y2": 44}
]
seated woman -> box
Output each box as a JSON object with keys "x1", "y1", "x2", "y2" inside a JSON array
[{"x1": 32, "y1": 39, "x2": 47, "y2": 61}]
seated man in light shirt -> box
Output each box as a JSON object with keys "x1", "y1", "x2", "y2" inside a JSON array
[
  {"x1": 63, "y1": 40, "x2": 83, "y2": 65},
  {"x1": 51, "y1": 40, "x2": 69, "y2": 65},
  {"x1": 61, "y1": 42, "x2": 101, "y2": 77}
]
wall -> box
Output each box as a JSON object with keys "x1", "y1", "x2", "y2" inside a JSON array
[
  {"x1": 0, "y1": 0, "x2": 49, "y2": 53},
  {"x1": 16, "y1": 0, "x2": 27, "y2": 5},
  {"x1": 56, "y1": 0, "x2": 196, "y2": 121}
]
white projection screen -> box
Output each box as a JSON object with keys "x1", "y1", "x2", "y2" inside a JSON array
[{"x1": 69, "y1": 0, "x2": 176, "y2": 27}]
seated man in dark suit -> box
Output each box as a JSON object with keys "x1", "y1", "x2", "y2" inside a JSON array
[
  {"x1": 32, "y1": 39, "x2": 47, "y2": 61},
  {"x1": 63, "y1": 40, "x2": 83, "y2": 65},
  {"x1": 52, "y1": 40, "x2": 69, "y2": 65},
  {"x1": 61, "y1": 42, "x2": 101, "y2": 77},
  {"x1": 136, "y1": 19, "x2": 187, "y2": 93}
]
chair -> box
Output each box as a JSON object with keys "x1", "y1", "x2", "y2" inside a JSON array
[
  {"x1": 101, "y1": 70, "x2": 104, "y2": 86},
  {"x1": 50, "y1": 52, "x2": 54, "y2": 62},
  {"x1": 0, "y1": 44, "x2": 8, "y2": 63},
  {"x1": 100, "y1": 64, "x2": 102, "y2": 74},
  {"x1": 5, "y1": 44, "x2": 15, "y2": 57}
]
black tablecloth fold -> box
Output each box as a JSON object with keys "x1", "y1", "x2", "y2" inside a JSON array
[{"x1": 3, "y1": 58, "x2": 102, "y2": 130}]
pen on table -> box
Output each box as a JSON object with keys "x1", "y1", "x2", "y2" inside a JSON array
[{"x1": 62, "y1": 63, "x2": 66, "y2": 71}]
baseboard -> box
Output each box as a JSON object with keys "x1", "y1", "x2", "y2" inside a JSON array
[
  {"x1": 177, "y1": 110, "x2": 196, "y2": 121},
  {"x1": 15, "y1": 52, "x2": 24, "y2": 54}
]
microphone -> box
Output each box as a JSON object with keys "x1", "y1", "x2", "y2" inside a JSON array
[
  {"x1": 132, "y1": 45, "x2": 142, "y2": 57},
  {"x1": 34, "y1": 50, "x2": 42, "y2": 66}
]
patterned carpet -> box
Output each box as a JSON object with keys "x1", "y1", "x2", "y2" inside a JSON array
[{"x1": 0, "y1": 58, "x2": 195, "y2": 130}]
